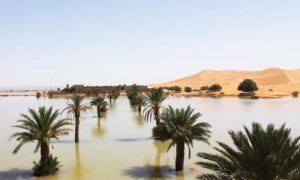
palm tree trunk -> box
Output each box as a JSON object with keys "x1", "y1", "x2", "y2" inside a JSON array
[
  {"x1": 175, "y1": 141, "x2": 185, "y2": 171},
  {"x1": 40, "y1": 141, "x2": 49, "y2": 162},
  {"x1": 154, "y1": 108, "x2": 160, "y2": 126},
  {"x1": 75, "y1": 111, "x2": 80, "y2": 143},
  {"x1": 97, "y1": 106, "x2": 101, "y2": 117},
  {"x1": 138, "y1": 105, "x2": 141, "y2": 112}
]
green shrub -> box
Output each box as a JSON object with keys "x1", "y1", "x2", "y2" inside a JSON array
[
  {"x1": 184, "y1": 87, "x2": 192, "y2": 93},
  {"x1": 238, "y1": 79, "x2": 258, "y2": 92},
  {"x1": 292, "y1": 91, "x2": 298, "y2": 98},
  {"x1": 170, "y1": 86, "x2": 182, "y2": 93},
  {"x1": 32, "y1": 155, "x2": 61, "y2": 177},
  {"x1": 127, "y1": 84, "x2": 140, "y2": 105},
  {"x1": 209, "y1": 84, "x2": 222, "y2": 92},
  {"x1": 36, "y1": 92, "x2": 41, "y2": 98}
]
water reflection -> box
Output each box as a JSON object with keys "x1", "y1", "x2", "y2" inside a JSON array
[
  {"x1": 151, "y1": 141, "x2": 170, "y2": 166},
  {"x1": 130, "y1": 105, "x2": 137, "y2": 112},
  {"x1": 123, "y1": 140, "x2": 175, "y2": 179},
  {"x1": 135, "y1": 112, "x2": 145, "y2": 126},
  {"x1": 123, "y1": 165, "x2": 174, "y2": 179},
  {"x1": 72, "y1": 144, "x2": 82, "y2": 180},
  {"x1": 91, "y1": 118, "x2": 106, "y2": 138},
  {"x1": 109, "y1": 102, "x2": 116, "y2": 111}
]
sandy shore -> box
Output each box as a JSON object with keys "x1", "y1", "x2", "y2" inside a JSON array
[{"x1": 151, "y1": 68, "x2": 300, "y2": 98}]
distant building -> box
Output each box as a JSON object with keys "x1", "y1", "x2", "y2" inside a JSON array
[{"x1": 61, "y1": 84, "x2": 147, "y2": 94}]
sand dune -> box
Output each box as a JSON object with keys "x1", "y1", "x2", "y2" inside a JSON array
[{"x1": 151, "y1": 68, "x2": 300, "y2": 97}]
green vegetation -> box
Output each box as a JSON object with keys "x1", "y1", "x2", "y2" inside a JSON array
[
  {"x1": 64, "y1": 95, "x2": 92, "y2": 143},
  {"x1": 9, "y1": 92, "x2": 300, "y2": 177},
  {"x1": 209, "y1": 84, "x2": 222, "y2": 92},
  {"x1": 91, "y1": 95, "x2": 108, "y2": 117},
  {"x1": 33, "y1": 155, "x2": 62, "y2": 176},
  {"x1": 238, "y1": 79, "x2": 259, "y2": 92},
  {"x1": 10, "y1": 107, "x2": 72, "y2": 176},
  {"x1": 153, "y1": 106, "x2": 211, "y2": 171},
  {"x1": 169, "y1": 86, "x2": 182, "y2": 93},
  {"x1": 144, "y1": 88, "x2": 169, "y2": 125},
  {"x1": 135, "y1": 94, "x2": 146, "y2": 112},
  {"x1": 292, "y1": 91, "x2": 298, "y2": 98},
  {"x1": 107, "y1": 90, "x2": 120, "y2": 104},
  {"x1": 184, "y1": 86, "x2": 192, "y2": 93},
  {"x1": 127, "y1": 84, "x2": 140, "y2": 105},
  {"x1": 197, "y1": 122, "x2": 300, "y2": 179},
  {"x1": 36, "y1": 92, "x2": 41, "y2": 98}
]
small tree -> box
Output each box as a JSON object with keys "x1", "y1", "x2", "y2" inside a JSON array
[
  {"x1": 209, "y1": 84, "x2": 222, "y2": 92},
  {"x1": 238, "y1": 79, "x2": 258, "y2": 92},
  {"x1": 184, "y1": 87, "x2": 192, "y2": 93},
  {"x1": 153, "y1": 106, "x2": 211, "y2": 171},
  {"x1": 292, "y1": 91, "x2": 298, "y2": 98},
  {"x1": 36, "y1": 92, "x2": 41, "y2": 98},
  {"x1": 127, "y1": 84, "x2": 140, "y2": 105},
  {"x1": 170, "y1": 86, "x2": 182, "y2": 93}
]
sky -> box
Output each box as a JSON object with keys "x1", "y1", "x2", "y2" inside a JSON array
[{"x1": 0, "y1": 0, "x2": 300, "y2": 87}]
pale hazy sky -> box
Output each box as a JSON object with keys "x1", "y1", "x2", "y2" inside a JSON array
[{"x1": 0, "y1": 0, "x2": 299, "y2": 86}]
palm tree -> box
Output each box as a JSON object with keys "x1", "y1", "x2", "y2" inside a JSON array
[
  {"x1": 64, "y1": 94, "x2": 92, "y2": 143},
  {"x1": 144, "y1": 88, "x2": 169, "y2": 125},
  {"x1": 153, "y1": 106, "x2": 211, "y2": 171},
  {"x1": 135, "y1": 94, "x2": 146, "y2": 113},
  {"x1": 10, "y1": 106, "x2": 72, "y2": 162},
  {"x1": 107, "y1": 90, "x2": 119, "y2": 104},
  {"x1": 91, "y1": 95, "x2": 108, "y2": 118},
  {"x1": 197, "y1": 123, "x2": 300, "y2": 180}
]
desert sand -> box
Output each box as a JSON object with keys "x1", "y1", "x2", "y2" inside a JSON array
[{"x1": 151, "y1": 68, "x2": 300, "y2": 98}]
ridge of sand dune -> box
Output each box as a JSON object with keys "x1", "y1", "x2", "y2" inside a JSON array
[{"x1": 151, "y1": 68, "x2": 300, "y2": 98}]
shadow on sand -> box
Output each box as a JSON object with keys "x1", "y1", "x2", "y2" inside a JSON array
[
  {"x1": 0, "y1": 169, "x2": 32, "y2": 180},
  {"x1": 123, "y1": 165, "x2": 175, "y2": 179}
]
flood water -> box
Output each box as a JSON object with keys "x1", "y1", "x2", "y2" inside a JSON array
[{"x1": 1, "y1": 96, "x2": 300, "y2": 180}]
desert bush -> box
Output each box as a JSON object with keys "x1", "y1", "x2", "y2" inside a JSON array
[
  {"x1": 292, "y1": 91, "x2": 298, "y2": 97},
  {"x1": 238, "y1": 79, "x2": 258, "y2": 92},
  {"x1": 33, "y1": 155, "x2": 61, "y2": 177},
  {"x1": 209, "y1": 84, "x2": 222, "y2": 92},
  {"x1": 36, "y1": 92, "x2": 41, "y2": 98},
  {"x1": 170, "y1": 86, "x2": 182, "y2": 93},
  {"x1": 184, "y1": 87, "x2": 192, "y2": 93}
]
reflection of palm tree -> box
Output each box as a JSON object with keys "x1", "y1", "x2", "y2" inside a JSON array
[
  {"x1": 134, "y1": 113, "x2": 145, "y2": 126},
  {"x1": 140, "y1": 141, "x2": 172, "y2": 179},
  {"x1": 153, "y1": 140, "x2": 170, "y2": 166},
  {"x1": 92, "y1": 118, "x2": 106, "y2": 138},
  {"x1": 74, "y1": 144, "x2": 82, "y2": 180}
]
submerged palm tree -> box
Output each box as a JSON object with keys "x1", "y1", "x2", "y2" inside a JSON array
[
  {"x1": 135, "y1": 94, "x2": 146, "y2": 113},
  {"x1": 153, "y1": 106, "x2": 211, "y2": 171},
  {"x1": 197, "y1": 123, "x2": 300, "y2": 180},
  {"x1": 107, "y1": 90, "x2": 119, "y2": 104},
  {"x1": 144, "y1": 88, "x2": 169, "y2": 125},
  {"x1": 91, "y1": 95, "x2": 108, "y2": 117},
  {"x1": 64, "y1": 95, "x2": 92, "y2": 143},
  {"x1": 10, "y1": 106, "x2": 72, "y2": 162}
]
